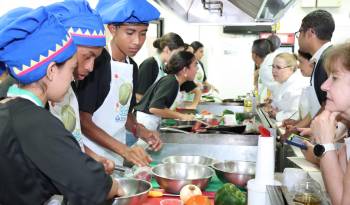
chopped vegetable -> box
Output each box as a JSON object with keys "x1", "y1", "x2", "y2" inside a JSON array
[
  {"x1": 222, "y1": 109, "x2": 234, "y2": 116},
  {"x1": 215, "y1": 183, "x2": 246, "y2": 205},
  {"x1": 185, "y1": 195, "x2": 211, "y2": 205},
  {"x1": 180, "y1": 184, "x2": 202, "y2": 203}
]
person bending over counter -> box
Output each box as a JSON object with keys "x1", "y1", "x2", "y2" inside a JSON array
[{"x1": 135, "y1": 51, "x2": 198, "y2": 131}]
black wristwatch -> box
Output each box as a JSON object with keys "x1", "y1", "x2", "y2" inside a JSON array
[{"x1": 313, "y1": 143, "x2": 336, "y2": 157}]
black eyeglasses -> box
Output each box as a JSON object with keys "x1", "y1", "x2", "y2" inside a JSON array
[
  {"x1": 295, "y1": 29, "x2": 304, "y2": 38},
  {"x1": 272, "y1": 65, "x2": 291, "y2": 70}
]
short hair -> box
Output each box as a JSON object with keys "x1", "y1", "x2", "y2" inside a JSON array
[
  {"x1": 275, "y1": 52, "x2": 298, "y2": 71},
  {"x1": 301, "y1": 10, "x2": 335, "y2": 41},
  {"x1": 298, "y1": 50, "x2": 312, "y2": 60},
  {"x1": 324, "y1": 43, "x2": 350, "y2": 74},
  {"x1": 252, "y1": 39, "x2": 272, "y2": 58},
  {"x1": 267, "y1": 34, "x2": 281, "y2": 52},
  {"x1": 190, "y1": 41, "x2": 204, "y2": 53}
]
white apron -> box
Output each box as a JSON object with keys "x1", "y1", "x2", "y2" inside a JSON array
[
  {"x1": 83, "y1": 58, "x2": 133, "y2": 165},
  {"x1": 50, "y1": 86, "x2": 85, "y2": 152},
  {"x1": 307, "y1": 85, "x2": 321, "y2": 118},
  {"x1": 154, "y1": 55, "x2": 166, "y2": 83},
  {"x1": 345, "y1": 137, "x2": 350, "y2": 161},
  {"x1": 184, "y1": 62, "x2": 205, "y2": 102}
]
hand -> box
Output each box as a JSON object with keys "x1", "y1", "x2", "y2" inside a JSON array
[
  {"x1": 138, "y1": 126, "x2": 163, "y2": 151},
  {"x1": 297, "y1": 127, "x2": 312, "y2": 137},
  {"x1": 122, "y1": 146, "x2": 152, "y2": 167},
  {"x1": 185, "y1": 104, "x2": 197, "y2": 110},
  {"x1": 282, "y1": 119, "x2": 298, "y2": 127},
  {"x1": 94, "y1": 155, "x2": 115, "y2": 175},
  {"x1": 180, "y1": 114, "x2": 195, "y2": 121},
  {"x1": 301, "y1": 141, "x2": 319, "y2": 165},
  {"x1": 310, "y1": 110, "x2": 339, "y2": 144}
]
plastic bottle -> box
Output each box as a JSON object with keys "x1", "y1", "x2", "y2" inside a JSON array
[{"x1": 244, "y1": 93, "x2": 253, "y2": 112}]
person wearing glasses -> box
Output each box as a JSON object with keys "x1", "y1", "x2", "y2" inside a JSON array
[{"x1": 263, "y1": 53, "x2": 309, "y2": 121}]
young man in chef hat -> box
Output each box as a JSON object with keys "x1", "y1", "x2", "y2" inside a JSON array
[{"x1": 77, "y1": 0, "x2": 163, "y2": 167}]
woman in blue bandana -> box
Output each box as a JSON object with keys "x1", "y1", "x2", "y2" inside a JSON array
[
  {"x1": 46, "y1": 0, "x2": 115, "y2": 174},
  {"x1": 0, "y1": 7, "x2": 123, "y2": 204},
  {"x1": 77, "y1": 0, "x2": 162, "y2": 167}
]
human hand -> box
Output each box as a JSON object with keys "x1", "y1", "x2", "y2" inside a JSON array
[
  {"x1": 138, "y1": 127, "x2": 163, "y2": 151},
  {"x1": 301, "y1": 141, "x2": 318, "y2": 165},
  {"x1": 282, "y1": 119, "x2": 298, "y2": 127},
  {"x1": 180, "y1": 114, "x2": 195, "y2": 121},
  {"x1": 95, "y1": 155, "x2": 115, "y2": 175},
  {"x1": 122, "y1": 146, "x2": 152, "y2": 167},
  {"x1": 310, "y1": 110, "x2": 339, "y2": 144}
]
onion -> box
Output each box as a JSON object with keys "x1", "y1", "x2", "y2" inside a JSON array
[{"x1": 180, "y1": 184, "x2": 202, "y2": 203}]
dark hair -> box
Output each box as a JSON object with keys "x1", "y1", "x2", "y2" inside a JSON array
[
  {"x1": 190, "y1": 41, "x2": 204, "y2": 53},
  {"x1": 267, "y1": 34, "x2": 281, "y2": 52},
  {"x1": 164, "y1": 51, "x2": 195, "y2": 74},
  {"x1": 298, "y1": 50, "x2": 312, "y2": 60},
  {"x1": 252, "y1": 39, "x2": 272, "y2": 58},
  {"x1": 183, "y1": 43, "x2": 190, "y2": 50},
  {"x1": 153, "y1": 32, "x2": 184, "y2": 53},
  {"x1": 301, "y1": 10, "x2": 335, "y2": 41}
]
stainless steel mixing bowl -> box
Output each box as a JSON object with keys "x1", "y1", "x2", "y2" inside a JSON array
[
  {"x1": 112, "y1": 178, "x2": 151, "y2": 205},
  {"x1": 162, "y1": 155, "x2": 216, "y2": 167},
  {"x1": 152, "y1": 163, "x2": 214, "y2": 194},
  {"x1": 212, "y1": 160, "x2": 255, "y2": 187}
]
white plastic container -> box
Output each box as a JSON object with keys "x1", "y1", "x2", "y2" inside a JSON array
[{"x1": 247, "y1": 179, "x2": 281, "y2": 205}]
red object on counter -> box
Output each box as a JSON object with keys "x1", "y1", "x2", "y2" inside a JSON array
[{"x1": 258, "y1": 125, "x2": 271, "y2": 137}]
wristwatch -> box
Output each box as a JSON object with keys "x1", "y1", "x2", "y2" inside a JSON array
[{"x1": 313, "y1": 143, "x2": 336, "y2": 157}]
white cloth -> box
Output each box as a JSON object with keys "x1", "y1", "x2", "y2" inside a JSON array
[
  {"x1": 83, "y1": 58, "x2": 134, "y2": 165},
  {"x1": 136, "y1": 111, "x2": 161, "y2": 131},
  {"x1": 345, "y1": 137, "x2": 350, "y2": 162},
  {"x1": 258, "y1": 49, "x2": 283, "y2": 102},
  {"x1": 154, "y1": 55, "x2": 166, "y2": 83},
  {"x1": 272, "y1": 70, "x2": 309, "y2": 122},
  {"x1": 50, "y1": 87, "x2": 85, "y2": 152},
  {"x1": 310, "y1": 42, "x2": 332, "y2": 88},
  {"x1": 195, "y1": 62, "x2": 205, "y2": 83}
]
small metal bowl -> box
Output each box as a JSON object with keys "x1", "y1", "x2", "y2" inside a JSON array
[
  {"x1": 212, "y1": 160, "x2": 255, "y2": 187},
  {"x1": 152, "y1": 163, "x2": 214, "y2": 194},
  {"x1": 162, "y1": 155, "x2": 216, "y2": 167},
  {"x1": 112, "y1": 178, "x2": 151, "y2": 205}
]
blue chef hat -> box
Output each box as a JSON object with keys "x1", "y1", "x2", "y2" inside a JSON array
[
  {"x1": 0, "y1": 7, "x2": 76, "y2": 84},
  {"x1": 0, "y1": 7, "x2": 33, "y2": 76},
  {"x1": 96, "y1": 0, "x2": 160, "y2": 24},
  {"x1": 46, "y1": 0, "x2": 105, "y2": 47}
]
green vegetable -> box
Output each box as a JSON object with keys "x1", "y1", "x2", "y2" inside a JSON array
[
  {"x1": 61, "y1": 104, "x2": 76, "y2": 132},
  {"x1": 119, "y1": 82, "x2": 132, "y2": 105},
  {"x1": 222, "y1": 109, "x2": 234, "y2": 116},
  {"x1": 215, "y1": 183, "x2": 246, "y2": 205},
  {"x1": 235, "y1": 113, "x2": 246, "y2": 124}
]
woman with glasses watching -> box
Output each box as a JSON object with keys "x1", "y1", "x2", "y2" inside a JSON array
[{"x1": 264, "y1": 52, "x2": 309, "y2": 121}]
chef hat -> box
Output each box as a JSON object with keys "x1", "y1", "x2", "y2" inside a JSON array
[
  {"x1": 0, "y1": 7, "x2": 76, "y2": 84},
  {"x1": 96, "y1": 0, "x2": 160, "y2": 24},
  {"x1": 0, "y1": 7, "x2": 33, "y2": 76},
  {"x1": 46, "y1": 0, "x2": 105, "y2": 47}
]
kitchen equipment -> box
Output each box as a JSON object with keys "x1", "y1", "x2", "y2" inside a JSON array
[
  {"x1": 162, "y1": 155, "x2": 216, "y2": 167},
  {"x1": 152, "y1": 163, "x2": 214, "y2": 194},
  {"x1": 112, "y1": 178, "x2": 151, "y2": 205},
  {"x1": 212, "y1": 160, "x2": 255, "y2": 187},
  {"x1": 207, "y1": 125, "x2": 246, "y2": 133}
]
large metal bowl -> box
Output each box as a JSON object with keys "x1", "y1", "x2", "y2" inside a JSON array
[
  {"x1": 152, "y1": 163, "x2": 214, "y2": 194},
  {"x1": 112, "y1": 178, "x2": 151, "y2": 205},
  {"x1": 162, "y1": 155, "x2": 216, "y2": 167},
  {"x1": 212, "y1": 160, "x2": 255, "y2": 187}
]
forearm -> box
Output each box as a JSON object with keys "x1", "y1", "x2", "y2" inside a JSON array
[
  {"x1": 136, "y1": 93, "x2": 143, "y2": 103},
  {"x1": 189, "y1": 88, "x2": 201, "y2": 108},
  {"x1": 320, "y1": 151, "x2": 344, "y2": 205},
  {"x1": 149, "y1": 107, "x2": 183, "y2": 119},
  {"x1": 80, "y1": 111, "x2": 129, "y2": 157}
]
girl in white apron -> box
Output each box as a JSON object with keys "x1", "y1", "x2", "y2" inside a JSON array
[{"x1": 135, "y1": 51, "x2": 198, "y2": 131}]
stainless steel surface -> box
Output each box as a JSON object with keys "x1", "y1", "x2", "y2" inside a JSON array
[
  {"x1": 197, "y1": 103, "x2": 244, "y2": 115},
  {"x1": 162, "y1": 155, "x2": 217, "y2": 166},
  {"x1": 112, "y1": 178, "x2": 151, "y2": 205},
  {"x1": 152, "y1": 163, "x2": 214, "y2": 194},
  {"x1": 212, "y1": 160, "x2": 255, "y2": 187},
  {"x1": 160, "y1": 127, "x2": 191, "y2": 134},
  {"x1": 149, "y1": 133, "x2": 258, "y2": 163},
  {"x1": 153, "y1": 0, "x2": 295, "y2": 24}
]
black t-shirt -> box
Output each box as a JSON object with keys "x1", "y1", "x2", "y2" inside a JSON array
[
  {"x1": 0, "y1": 98, "x2": 112, "y2": 204},
  {"x1": 135, "y1": 75, "x2": 195, "y2": 114},
  {"x1": 136, "y1": 56, "x2": 159, "y2": 95},
  {"x1": 77, "y1": 48, "x2": 138, "y2": 114}
]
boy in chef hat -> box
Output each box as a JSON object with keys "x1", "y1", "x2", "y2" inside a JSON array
[{"x1": 77, "y1": 0, "x2": 163, "y2": 167}]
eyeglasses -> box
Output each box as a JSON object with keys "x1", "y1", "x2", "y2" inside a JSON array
[
  {"x1": 295, "y1": 29, "x2": 304, "y2": 38},
  {"x1": 272, "y1": 65, "x2": 291, "y2": 70}
]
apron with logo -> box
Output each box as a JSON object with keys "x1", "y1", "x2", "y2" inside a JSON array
[
  {"x1": 83, "y1": 57, "x2": 133, "y2": 165},
  {"x1": 50, "y1": 86, "x2": 85, "y2": 152}
]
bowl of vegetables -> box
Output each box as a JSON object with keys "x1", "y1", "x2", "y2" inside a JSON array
[{"x1": 212, "y1": 160, "x2": 255, "y2": 187}]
